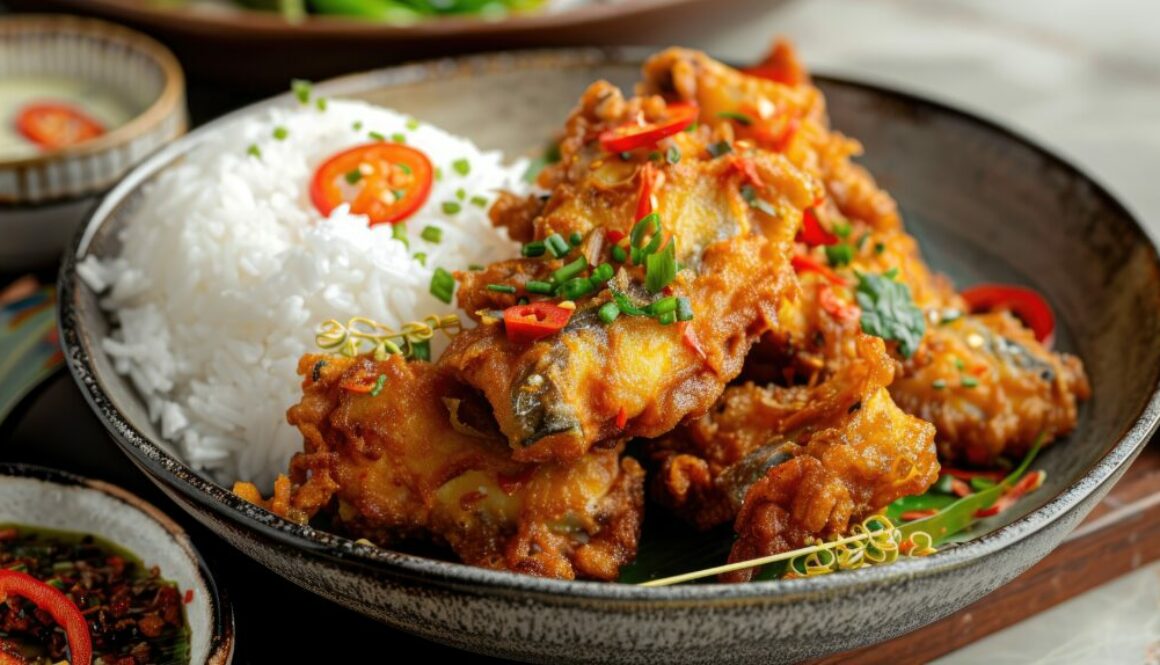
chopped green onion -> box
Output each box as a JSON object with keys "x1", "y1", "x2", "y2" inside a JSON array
[
  {"x1": 545, "y1": 233, "x2": 570, "y2": 258},
  {"x1": 717, "y1": 111, "x2": 754, "y2": 126},
  {"x1": 487, "y1": 284, "x2": 517, "y2": 294},
  {"x1": 430, "y1": 268, "x2": 455, "y2": 304},
  {"x1": 630, "y1": 213, "x2": 661, "y2": 249},
  {"x1": 369, "y1": 374, "x2": 388, "y2": 397},
  {"x1": 397, "y1": 163, "x2": 412, "y2": 175},
  {"x1": 611, "y1": 244, "x2": 628, "y2": 263},
  {"x1": 648, "y1": 150, "x2": 662, "y2": 161},
  {"x1": 676, "y1": 297, "x2": 694, "y2": 322},
  {"x1": 391, "y1": 223, "x2": 408, "y2": 248},
  {"x1": 442, "y1": 201, "x2": 461, "y2": 215},
  {"x1": 455, "y1": 188, "x2": 466, "y2": 201},
  {"x1": 645, "y1": 243, "x2": 678, "y2": 293},
  {"x1": 741, "y1": 184, "x2": 778, "y2": 216},
  {"x1": 631, "y1": 247, "x2": 643, "y2": 265},
  {"x1": 517, "y1": 297, "x2": 529, "y2": 306},
  {"x1": 954, "y1": 357, "x2": 965, "y2": 370},
  {"x1": 933, "y1": 474, "x2": 955, "y2": 495},
  {"x1": 611, "y1": 289, "x2": 648, "y2": 316},
  {"x1": 352, "y1": 120, "x2": 363, "y2": 131},
  {"x1": 368, "y1": 131, "x2": 386, "y2": 141},
  {"x1": 666, "y1": 146, "x2": 681, "y2": 164},
  {"x1": 941, "y1": 309, "x2": 963, "y2": 325},
  {"x1": 932, "y1": 379, "x2": 947, "y2": 390},
  {"x1": 344, "y1": 169, "x2": 362, "y2": 184},
  {"x1": 590, "y1": 263, "x2": 614, "y2": 283},
  {"x1": 884, "y1": 267, "x2": 900, "y2": 280},
  {"x1": 247, "y1": 144, "x2": 261, "y2": 158},
  {"x1": 316, "y1": 97, "x2": 328, "y2": 111},
  {"x1": 526, "y1": 280, "x2": 554, "y2": 294},
  {"x1": 599, "y1": 301, "x2": 621, "y2": 324},
  {"x1": 570, "y1": 231, "x2": 583, "y2": 246},
  {"x1": 707, "y1": 140, "x2": 733, "y2": 157},
  {"x1": 833, "y1": 221, "x2": 852, "y2": 239},
  {"x1": 406, "y1": 118, "x2": 420, "y2": 130},
  {"x1": 825, "y1": 243, "x2": 854, "y2": 268},
  {"x1": 875, "y1": 241, "x2": 886, "y2": 254},
  {"x1": 657, "y1": 311, "x2": 677, "y2": 325},
  {"x1": 435, "y1": 167, "x2": 443, "y2": 181},
  {"x1": 420, "y1": 226, "x2": 442, "y2": 244},
  {"x1": 561, "y1": 278, "x2": 594, "y2": 300},
  {"x1": 410, "y1": 340, "x2": 430, "y2": 362},
  {"x1": 273, "y1": 126, "x2": 289, "y2": 140},
  {"x1": 552, "y1": 256, "x2": 588, "y2": 284},
  {"x1": 961, "y1": 376, "x2": 979, "y2": 388},
  {"x1": 468, "y1": 264, "x2": 485, "y2": 271},
  {"x1": 522, "y1": 241, "x2": 546, "y2": 258},
  {"x1": 646, "y1": 296, "x2": 678, "y2": 315},
  {"x1": 413, "y1": 252, "x2": 427, "y2": 266},
  {"x1": 391, "y1": 132, "x2": 407, "y2": 143},
  {"x1": 856, "y1": 233, "x2": 870, "y2": 250},
  {"x1": 292, "y1": 79, "x2": 312, "y2": 104},
  {"x1": 470, "y1": 195, "x2": 488, "y2": 208},
  {"x1": 619, "y1": 151, "x2": 632, "y2": 161},
  {"x1": 392, "y1": 189, "x2": 407, "y2": 201}
]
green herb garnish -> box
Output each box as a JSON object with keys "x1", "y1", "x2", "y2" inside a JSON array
[
  {"x1": 717, "y1": 111, "x2": 754, "y2": 126},
  {"x1": 421, "y1": 226, "x2": 442, "y2": 243},
  {"x1": 855, "y1": 270, "x2": 925, "y2": 358},
  {"x1": 430, "y1": 268, "x2": 455, "y2": 304}
]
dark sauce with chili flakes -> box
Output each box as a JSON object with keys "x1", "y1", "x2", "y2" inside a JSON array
[{"x1": 0, "y1": 525, "x2": 191, "y2": 665}]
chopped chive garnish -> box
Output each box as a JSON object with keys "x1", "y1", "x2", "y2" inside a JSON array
[
  {"x1": 470, "y1": 195, "x2": 488, "y2": 208},
  {"x1": 392, "y1": 189, "x2": 406, "y2": 201},
  {"x1": 932, "y1": 379, "x2": 947, "y2": 390},
  {"x1": 630, "y1": 213, "x2": 661, "y2": 249},
  {"x1": 599, "y1": 301, "x2": 621, "y2": 324},
  {"x1": 707, "y1": 140, "x2": 733, "y2": 157},
  {"x1": 648, "y1": 150, "x2": 662, "y2": 161},
  {"x1": 468, "y1": 264, "x2": 485, "y2": 271},
  {"x1": 570, "y1": 231, "x2": 583, "y2": 246},
  {"x1": 434, "y1": 167, "x2": 443, "y2": 181},
  {"x1": 552, "y1": 256, "x2": 588, "y2": 284},
  {"x1": 430, "y1": 268, "x2": 455, "y2": 303},
  {"x1": 406, "y1": 118, "x2": 420, "y2": 130},
  {"x1": 368, "y1": 131, "x2": 386, "y2": 141},
  {"x1": 590, "y1": 263, "x2": 614, "y2": 283},
  {"x1": 410, "y1": 340, "x2": 431, "y2": 361},
  {"x1": 884, "y1": 267, "x2": 900, "y2": 280},
  {"x1": 369, "y1": 374, "x2": 388, "y2": 397},
  {"x1": 352, "y1": 121, "x2": 363, "y2": 131},
  {"x1": 666, "y1": 146, "x2": 681, "y2": 164},
  {"x1": 487, "y1": 284, "x2": 517, "y2": 294},
  {"x1": 397, "y1": 163, "x2": 413, "y2": 175},
  {"x1": 391, "y1": 132, "x2": 406, "y2": 143},
  {"x1": 452, "y1": 158, "x2": 471, "y2": 176},
  {"x1": 292, "y1": 79, "x2": 312, "y2": 104},
  {"x1": 611, "y1": 289, "x2": 648, "y2": 316},
  {"x1": 456, "y1": 188, "x2": 466, "y2": 201},
  {"x1": 344, "y1": 169, "x2": 362, "y2": 184},
  {"x1": 392, "y1": 223, "x2": 408, "y2": 248},
  {"x1": 522, "y1": 240, "x2": 546, "y2": 258},
  {"x1": 856, "y1": 232, "x2": 870, "y2": 250},
  {"x1": 611, "y1": 244, "x2": 628, "y2": 263},
  {"x1": 421, "y1": 226, "x2": 442, "y2": 243},
  {"x1": 717, "y1": 111, "x2": 754, "y2": 126},
  {"x1": 545, "y1": 233, "x2": 570, "y2": 258},
  {"x1": 442, "y1": 201, "x2": 461, "y2": 215},
  {"x1": 961, "y1": 376, "x2": 979, "y2": 388},
  {"x1": 316, "y1": 97, "x2": 328, "y2": 111},
  {"x1": 526, "y1": 280, "x2": 554, "y2": 294},
  {"x1": 941, "y1": 309, "x2": 963, "y2": 325},
  {"x1": 657, "y1": 311, "x2": 677, "y2": 325},
  {"x1": 825, "y1": 243, "x2": 854, "y2": 268},
  {"x1": 413, "y1": 252, "x2": 427, "y2": 266},
  {"x1": 676, "y1": 297, "x2": 694, "y2": 321},
  {"x1": 834, "y1": 221, "x2": 852, "y2": 239},
  {"x1": 631, "y1": 246, "x2": 643, "y2": 265},
  {"x1": 273, "y1": 126, "x2": 289, "y2": 140},
  {"x1": 647, "y1": 296, "x2": 678, "y2": 315},
  {"x1": 875, "y1": 241, "x2": 886, "y2": 254},
  {"x1": 953, "y1": 357, "x2": 965, "y2": 370},
  {"x1": 684, "y1": 121, "x2": 699, "y2": 133},
  {"x1": 645, "y1": 243, "x2": 677, "y2": 293},
  {"x1": 561, "y1": 278, "x2": 593, "y2": 300},
  {"x1": 246, "y1": 144, "x2": 261, "y2": 158}
]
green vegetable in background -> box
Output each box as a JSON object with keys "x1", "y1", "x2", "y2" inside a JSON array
[
  {"x1": 854, "y1": 269, "x2": 926, "y2": 358},
  {"x1": 307, "y1": 0, "x2": 544, "y2": 19}
]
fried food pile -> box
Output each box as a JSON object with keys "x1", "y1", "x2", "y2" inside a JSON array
[{"x1": 238, "y1": 41, "x2": 1089, "y2": 582}]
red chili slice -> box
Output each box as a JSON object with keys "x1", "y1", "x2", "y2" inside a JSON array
[
  {"x1": 615, "y1": 406, "x2": 629, "y2": 430},
  {"x1": 791, "y1": 254, "x2": 846, "y2": 286},
  {"x1": 0, "y1": 570, "x2": 92, "y2": 665},
  {"x1": 818, "y1": 283, "x2": 860, "y2": 323},
  {"x1": 961, "y1": 284, "x2": 1055, "y2": 346},
  {"x1": 503, "y1": 302, "x2": 573, "y2": 344},
  {"x1": 975, "y1": 470, "x2": 1046, "y2": 518},
  {"x1": 15, "y1": 102, "x2": 105, "y2": 150},
  {"x1": 599, "y1": 103, "x2": 698, "y2": 153},
  {"x1": 797, "y1": 207, "x2": 838, "y2": 246},
  {"x1": 310, "y1": 143, "x2": 433, "y2": 225}
]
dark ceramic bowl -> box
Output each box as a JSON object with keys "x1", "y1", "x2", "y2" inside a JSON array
[
  {"x1": 58, "y1": 49, "x2": 1160, "y2": 664},
  {"x1": 0, "y1": 464, "x2": 234, "y2": 664}
]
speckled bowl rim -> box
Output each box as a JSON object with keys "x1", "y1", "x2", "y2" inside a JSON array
[
  {"x1": 0, "y1": 14, "x2": 186, "y2": 170},
  {"x1": 0, "y1": 463, "x2": 235, "y2": 664},
  {"x1": 58, "y1": 48, "x2": 1160, "y2": 605}
]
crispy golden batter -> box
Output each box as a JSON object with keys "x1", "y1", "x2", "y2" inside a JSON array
[
  {"x1": 441, "y1": 79, "x2": 821, "y2": 464},
  {"x1": 281, "y1": 354, "x2": 643, "y2": 581}
]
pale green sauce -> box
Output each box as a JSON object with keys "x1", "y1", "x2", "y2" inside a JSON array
[{"x1": 0, "y1": 76, "x2": 136, "y2": 160}]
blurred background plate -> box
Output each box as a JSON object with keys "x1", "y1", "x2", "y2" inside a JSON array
[{"x1": 13, "y1": 0, "x2": 771, "y2": 89}]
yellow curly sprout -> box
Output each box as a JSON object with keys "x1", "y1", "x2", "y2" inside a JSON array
[{"x1": 315, "y1": 314, "x2": 462, "y2": 360}]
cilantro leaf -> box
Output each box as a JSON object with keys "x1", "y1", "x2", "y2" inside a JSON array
[{"x1": 855, "y1": 270, "x2": 925, "y2": 358}]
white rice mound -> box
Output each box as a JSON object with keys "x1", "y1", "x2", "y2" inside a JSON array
[{"x1": 79, "y1": 97, "x2": 527, "y2": 486}]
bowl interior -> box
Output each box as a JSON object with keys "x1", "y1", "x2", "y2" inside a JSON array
[
  {"x1": 0, "y1": 465, "x2": 229, "y2": 663},
  {"x1": 63, "y1": 51, "x2": 1160, "y2": 591}
]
